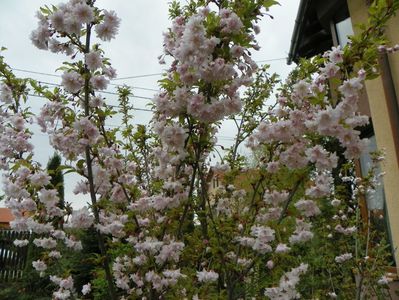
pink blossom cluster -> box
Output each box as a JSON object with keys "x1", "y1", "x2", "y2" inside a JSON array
[
  {"x1": 50, "y1": 275, "x2": 75, "y2": 300},
  {"x1": 335, "y1": 252, "x2": 353, "y2": 263},
  {"x1": 0, "y1": 113, "x2": 33, "y2": 161},
  {"x1": 112, "y1": 236, "x2": 186, "y2": 294},
  {"x1": 0, "y1": 83, "x2": 13, "y2": 104},
  {"x1": 248, "y1": 62, "x2": 369, "y2": 165},
  {"x1": 196, "y1": 269, "x2": 219, "y2": 283},
  {"x1": 235, "y1": 225, "x2": 275, "y2": 254},
  {"x1": 132, "y1": 7, "x2": 264, "y2": 293},
  {"x1": 31, "y1": 0, "x2": 119, "y2": 53},
  {"x1": 0, "y1": 0, "x2": 390, "y2": 297},
  {"x1": 288, "y1": 219, "x2": 314, "y2": 244},
  {"x1": 96, "y1": 212, "x2": 127, "y2": 238},
  {"x1": 156, "y1": 8, "x2": 257, "y2": 123},
  {"x1": 1, "y1": 3, "x2": 125, "y2": 295},
  {"x1": 0, "y1": 103, "x2": 68, "y2": 239},
  {"x1": 264, "y1": 263, "x2": 309, "y2": 299}
]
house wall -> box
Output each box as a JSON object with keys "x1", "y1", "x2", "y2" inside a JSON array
[{"x1": 347, "y1": 0, "x2": 399, "y2": 269}]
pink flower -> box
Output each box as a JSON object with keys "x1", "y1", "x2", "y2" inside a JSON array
[
  {"x1": 72, "y1": 3, "x2": 94, "y2": 24},
  {"x1": 264, "y1": 264, "x2": 308, "y2": 299},
  {"x1": 30, "y1": 25, "x2": 51, "y2": 50},
  {"x1": 61, "y1": 71, "x2": 84, "y2": 93},
  {"x1": 0, "y1": 84, "x2": 13, "y2": 104},
  {"x1": 160, "y1": 123, "x2": 187, "y2": 152},
  {"x1": 293, "y1": 80, "x2": 310, "y2": 99},
  {"x1": 295, "y1": 199, "x2": 321, "y2": 217},
  {"x1": 59, "y1": 276, "x2": 74, "y2": 290},
  {"x1": 64, "y1": 16, "x2": 82, "y2": 35},
  {"x1": 335, "y1": 252, "x2": 352, "y2": 263},
  {"x1": 53, "y1": 290, "x2": 71, "y2": 300},
  {"x1": 29, "y1": 171, "x2": 51, "y2": 187},
  {"x1": 49, "y1": 251, "x2": 62, "y2": 259},
  {"x1": 264, "y1": 190, "x2": 289, "y2": 206},
  {"x1": 155, "y1": 241, "x2": 185, "y2": 265},
  {"x1": 338, "y1": 77, "x2": 363, "y2": 98},
  {"x1": 33, "y1": 237, "x2": 57, "y2": 249},
  {"x1": 95, "y1": 10, "x2": 120, "y2": 41},
  {"x1": 68, "y1": 207, "x2": 94, "y2": 229},
  {"x1": 82, "y1": 283, "x2": 91, "y2": 295},
  {"x1": 275, "y1": 243, "x2": 291, "y2": 253},
  {"x1": 13, "y1": 239, "x2": 29, "y2": 247},
  {"x1": 267, "y1": 260, "x2": 274, "y2": 269},
  {"x1": 289, "y1": 219, "x2": 314, "y2": 244},
  {"x1": 39, "y1": 188, "x2": 59, "y2": 209},
  {"x1": 49, "y1": 10, "x2": 66, "y2": 31},
  {"x1": 103, "y1": 66, "x2": 117, "y2": 79},
  {"x1": 220, "y1": 9, "x2": 243, "y2": 34},
  {"x1": 328, "y1": 46, "x2": 344, "y2": 63},
  {"x1": 196, "y1": 270, "x2": 219, "y2": 282},
  {"x1": 85, "y1": 51, "x2": 102, "y2": 71},
  {"x1": 64, "y1": 237, "x2": 83, "y2": 251},
  {"x1": 90, "y1": 75, "x2": 109, "y2": 90},
  {"x1": 320, "y1": 62, "x2": 340, "y2": 78},
  {"x1": 230, "y1": 45, "x2": 244, "y2": 58},
  {"x1": 306, "y1": 145, "x2": 338, "y2": 170},
  {"x1": 32, "y1": 260, "x2": 47, "y2": 272}
]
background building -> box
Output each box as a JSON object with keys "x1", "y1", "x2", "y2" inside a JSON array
[{"x1": 0, "y1": 208, "x2": 14, "y2": 229}]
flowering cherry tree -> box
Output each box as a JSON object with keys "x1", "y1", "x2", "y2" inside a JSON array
[{"x1": 0, "y1": 0, "x2": 398, "y2": 299}]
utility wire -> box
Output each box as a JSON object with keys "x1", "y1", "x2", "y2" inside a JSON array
[
  {"x1": 111, "y1": 73, "x2": 163, "y2": 81},
  {"x1": 27, "y1": 93, "x2": 153, "y2": 112},
  {"x1": 12, "y1": 68, "x2": 61, "y2": 78},
  {"x1": 34, "y1": 129, "x2": 236, "y2": 142},
  {"x1": 255, "y1": 57, "x2": 287, "y2": 63},
  {"x1": 12, "y1": 55, "x2": 288, "y2": 85},
  {"x1": 95, "y1": 124, "x2": 236, "y2": 141},
  {"x1": 11, "y1": 68, "x2": 159, "y2": 92},
  {"x1": 26, "y1": 94, "x2": 238, "y2": 141},
  {"x1": 113, "y1": 57, "x2": 289, "y2": 80},
  {"x1": 32, "y1": 80, "x2": 153, "y2": 100}
]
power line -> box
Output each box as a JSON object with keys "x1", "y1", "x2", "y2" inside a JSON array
[
  {"x1": 111, "y1": 73, "x2": 163, "y2": 81},
  {"x1": 12, "y1": 68, "x2": 61, "y2": 78},
  {"x1": 255, "y1": 57, "x2": 287, "y2": 63},
  {"x1": 11, "y1": 55, "x2": 289, "y2": 90},
  {"x1": 32, "y1": 80, "x2": 153, "y2": 100},
  {"x1": 27, "y1": 93, "x2": 153, "y2": 112},
  {"x1": 103, "y1": 123, "x2": 235, "y2": 141},
  {"x1": 111, "y1": 57, "x2": 288, "y2": 80},
  {"x1": 11, "y1": 68, "x2": 159, "y2": 92},
  {"x1": 26, "y1": 94, "x2": 239, "y2": 141}
]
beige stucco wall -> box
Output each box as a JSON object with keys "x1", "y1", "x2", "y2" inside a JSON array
[{"x1": 347, "y1": 0, "x2": 399, "y2": 269}]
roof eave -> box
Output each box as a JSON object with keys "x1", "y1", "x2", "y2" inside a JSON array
[{"x1": 287, "y1": 0, "x2": 310, "y2": 65}]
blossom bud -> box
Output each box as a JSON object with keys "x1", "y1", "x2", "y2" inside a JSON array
[
  {"x1": 266, "y1": 260, "x2": 274, "y2": 269},
  {"x1": 378, "y1": 45, "x2": 386, "y2": 53}
]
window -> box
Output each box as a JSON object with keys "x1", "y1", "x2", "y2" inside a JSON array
[
  {"x1": 335, "y1": 17, "x2": 354, "y2": 46},
  {"x1": 213, "y1": 177, "x2": 220, "y2": 189},
  {"x1": 359, "y1": 135, "x2": 385, "y2": 211},
  {"x1": 359, "y1": 134, "x2": 396, "y2": 266}
]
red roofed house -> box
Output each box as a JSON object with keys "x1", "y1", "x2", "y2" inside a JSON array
[{"x1": 0, "y1": 208, "x2": 15, "y2": 229}]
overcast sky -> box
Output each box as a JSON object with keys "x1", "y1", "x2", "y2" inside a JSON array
[{"x1": 0, "y1": 0, "x2": 299, "y2": 209}]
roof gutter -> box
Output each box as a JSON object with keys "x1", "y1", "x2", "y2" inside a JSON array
[{"x1": 287, "y1": 0, "x2": 310, "y2": 65}]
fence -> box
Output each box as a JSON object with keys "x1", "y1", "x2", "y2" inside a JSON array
[{"x1": 0, "y1": 230, "x2": 30, "y2": 282}]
